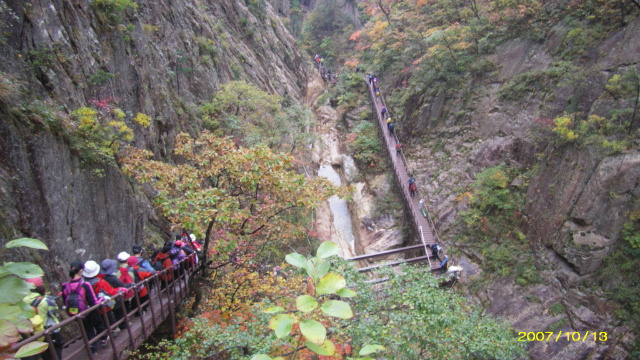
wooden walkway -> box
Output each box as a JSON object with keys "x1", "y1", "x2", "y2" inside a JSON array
[
  {"x1": 11, "y1": 258, "x2": 197, "y2": 360},
  {"x1": 346, "y1": 78, "x2": 445, "y2": 272}
]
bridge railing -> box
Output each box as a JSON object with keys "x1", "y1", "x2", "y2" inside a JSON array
[
  {"x1": 376, "y1": 84, "x2": 445, "y2": 255},
  {"x1": 11, "y1": 255, "x2": 197, "y2": 360},
  {"x1": 365, "y1": 80, "x2": 431, "y2": 269}
]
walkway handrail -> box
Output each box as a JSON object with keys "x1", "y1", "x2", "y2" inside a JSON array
[
  {"x1": 376, "y1": 82, "x2": 446, "y2": 261},
  {"x1": 11, "y1": 254, "x2": 198, "y2": 360},
  {"x1": 364, "y1": 76, "x2": 445, "y2": 270}
]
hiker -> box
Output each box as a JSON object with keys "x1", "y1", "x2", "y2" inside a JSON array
[
  {"x1": 153, "y1": 241, "x2": 175, "y2": 288},
  {"x1": 440, "y1": 255, "x2": 450, "y2": 274},
  {"x1": 130, "y1": 245, "x2": 157, "y2": 274},
  {"x1": 381, "y1": 105, "x2": 387, "y2": 117},
  {"x1": 372, "y1": 76, "x2": 377, "y2": 84},
  {"x1": 23, "y1": 277, "x2": 64, "y2": 360},
  {"x1": 430, "y1": 242, "x2": 442, "y2": 262},
  {"x1": 368, "y1": 74, "x2": 374, "y2": 84},
  {"x1": 116, "y1": 252, "x2": 154, "y2": 315},
  {"x1": 62, "y1": 261, "x2": 105, "y2": 355},
  {"x1": 174, "y1": 238, "x2": 195, "y2": 267},
  {"x1": 387, "y1": 122, "x2": 395, "y2": 135},
  {"x1": 116, "y1": 252, "x2": 144, "y2": 313},
  {"x1": 396, "y1": 143, "x2": 402, "y2": 155},
  {"x1": 408, "y1": 174, "x2": 417, "y2": 197},
  {"x1": 96, "y1": 260, "x2": 131, "y2": 330},
  {"x1": 186, "y1": 233, "x2": 203, "y2": 252},
  {"x1": 127, "y1": 256, "x2": 154, "y2": 311},
  {"x1": 387, "y1": 117, "x2": 392, "y2": 125}
]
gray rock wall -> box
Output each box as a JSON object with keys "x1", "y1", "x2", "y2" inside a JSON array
[{"x1": 0, "y1": 0, "x2": 314, "y2": 282}]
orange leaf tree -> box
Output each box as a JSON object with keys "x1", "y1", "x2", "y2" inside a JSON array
[{"x1": 121, "y1": 131, "x2": 340, "y2": 269}]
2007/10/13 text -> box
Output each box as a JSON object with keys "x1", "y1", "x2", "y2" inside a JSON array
[{"x1": 518, "y1": 331, "x2": 607, "y2": 342}]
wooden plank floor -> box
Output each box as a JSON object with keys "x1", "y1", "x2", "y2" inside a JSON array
[
  {"x1": 366, "y1": 79, "x2": 443, "y2": 271},
  {"x1": 63, "y1": 283, "x2": 185, "y2": 360}
]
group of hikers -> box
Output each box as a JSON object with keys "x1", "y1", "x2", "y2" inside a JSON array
[
  {"x1": 314, "y1": 54, "x2": 338, "y2": 83},
  {"x1": 22, "y1": 233, "x2": 202, "y2": 358},
  {"x1": 365, "y1": 73, "x2": 455, "y2": 274}
]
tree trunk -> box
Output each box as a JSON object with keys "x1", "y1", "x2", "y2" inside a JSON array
[{"x1": 378, "y1": 0, "x2": 391, "y2": 24}]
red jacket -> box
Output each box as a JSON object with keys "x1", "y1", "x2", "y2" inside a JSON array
[
  {"x1": 153, "y1": 252, "x2": 173, "y2": 281},
  {"x1": 128, "y1": 266, "x2": 154, "y2": 298},
  {"x1": 93, "y1": 275, "x2": 121, "y2": 297}
]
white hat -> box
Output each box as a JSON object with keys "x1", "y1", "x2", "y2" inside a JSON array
[
  {"x1": 117, "y1": 252, "x2": 131, "y2": 262},
  {"x1": 83, "y1": 260, "x2": 100, "y2": 278}
]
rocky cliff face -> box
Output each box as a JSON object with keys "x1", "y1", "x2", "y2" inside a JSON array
[
  {"x1": 397, "y1": 17, "x2": 640, "y2": 359},
  {"x1": 0, "y1": 0, "x2": 315, "y2": 282}
]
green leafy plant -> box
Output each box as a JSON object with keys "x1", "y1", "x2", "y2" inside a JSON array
[
  {"x1": 346, "y1": 121, "x2": 382, "y2": 167},
  {"x1": 92, "y1": 0, "x2": 138, "y2": 24},
  {"x1": 253, "y1": 241, "x2": 383, "y2": 359},
  {"x1": 0, "y1": 238, "x2": 50, "y2": 359}
]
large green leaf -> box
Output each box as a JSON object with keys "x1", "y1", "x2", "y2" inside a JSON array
[
  {"x1": 285, "y1": 253, "x2": 307, "y2": 269},
  {"x1": 337, "y1": 288, "x2": 357, "y2": 298},
  {"x1": 0, "y1": 303, "x2": 32, "y2": 333},
  {"x1": 320, "y1": 300, "x2": 353, "y2": 319},
  {"x1": 359, "y1": 344, "x2": 386, "y2": 356},
  {"x1": 316, "y1": 273, "x2": 346, "y2": 295},
  {"x1": 0, "y1": 319, "x2": 20, "y2": 347},
  {"x1": 268, "y1": 314, "x2": 294, "y2": 338},
  {"x1": 14, "y1": 341, "x2": 48, "y2": 358},
  {"x1": 4, "y1": 262, "x2": 44, "y2": 279},
  {"x1": 305, "y1": 258, "x2": 330, "y2": 281},
  {"x1": 305, "y1": 339, "x2": 335, "y2": 356},
  {"x1": 5, "y1": 238, "x2": 48, "y2": 251},
  {"x1": 0, "y1": 303, "x2": 23, "y2": 321},
  {"x1": 299, "y1": 319, "x2": 326, "y2": 345},
  {"x1": 250, "y1": 355, "x2": 272, "y2": 360},
  {"x1": 17, "y1": 301, "x2": 36, "y2": 319},
  {"x1": 296, "y1": 295, "x2": 318, "y2": 313},
  {"x1": 264, "y1": 306, "x2": 284, "y2": 314},
  {"x1": 316, "y1": 241, "x2": 340, "y2": 258},
  {"x1": 0, "y1": 276, "x2": 32, "y2": 304}
]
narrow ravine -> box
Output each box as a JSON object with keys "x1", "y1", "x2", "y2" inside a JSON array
[{"x1": 317, "y1": 164, "x2": 356, "y2": 258}]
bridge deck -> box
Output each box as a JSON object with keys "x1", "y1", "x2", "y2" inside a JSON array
[
  {"x1": 11, "y1": 258, "x2": 196, "y2": 360},
  {"x1": 360, "y1": 78, "x2": 444, "y2": 271}
]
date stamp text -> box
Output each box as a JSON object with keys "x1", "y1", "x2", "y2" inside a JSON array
[{"x1": 518, "y1": 331, "x2": 607, "y2": 342}]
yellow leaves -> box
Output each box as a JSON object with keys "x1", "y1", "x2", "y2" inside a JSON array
[
  {"x1": 428, "y1": 44, "x2": 447, "y2": 56},
  {"x1": 453, "y1": 41, "x2": 473, "y2": 51},
  {"x1": 456, "y1": 192, "x2": 473, "y2": 202},
  {"x1": 552, "y1": 116, "x2": 579, "y2": 141},
  {"x1": 133, "y1": 112, "x2": 151, "y2": 128},
  {"x1": 72, "y1": 107, "x2": 98, "y2": 130},
  {"x1": 369, "y1": 20, "x2": 389, "y2": 42},
  {"x1": 112, "y1": 108, "x2": 125, "y2": 120}
]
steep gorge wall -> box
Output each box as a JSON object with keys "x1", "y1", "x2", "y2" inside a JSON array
[
  {"x1": 393, "y1": 18, "x2": 640, "y2": 359},
  {"x1": 0, "y1": 0, "x2": 315, "y2": 280}
]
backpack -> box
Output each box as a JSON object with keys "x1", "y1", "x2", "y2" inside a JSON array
[
  {"x1": 116, "y1": 267, "x2": 135, "y2": 285},
  {"x1": 152, "y1": 259, "x2": 165, "y2": 272},
  {"x1": 409, "y1": 183, "x2": 416, "y2": 192},
  {"x1": 30, "y1": 296, "x2": 61, "y2": 333},
  {"x1": 63, "y1": 280, "x2": 89, "y2": 316}
]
